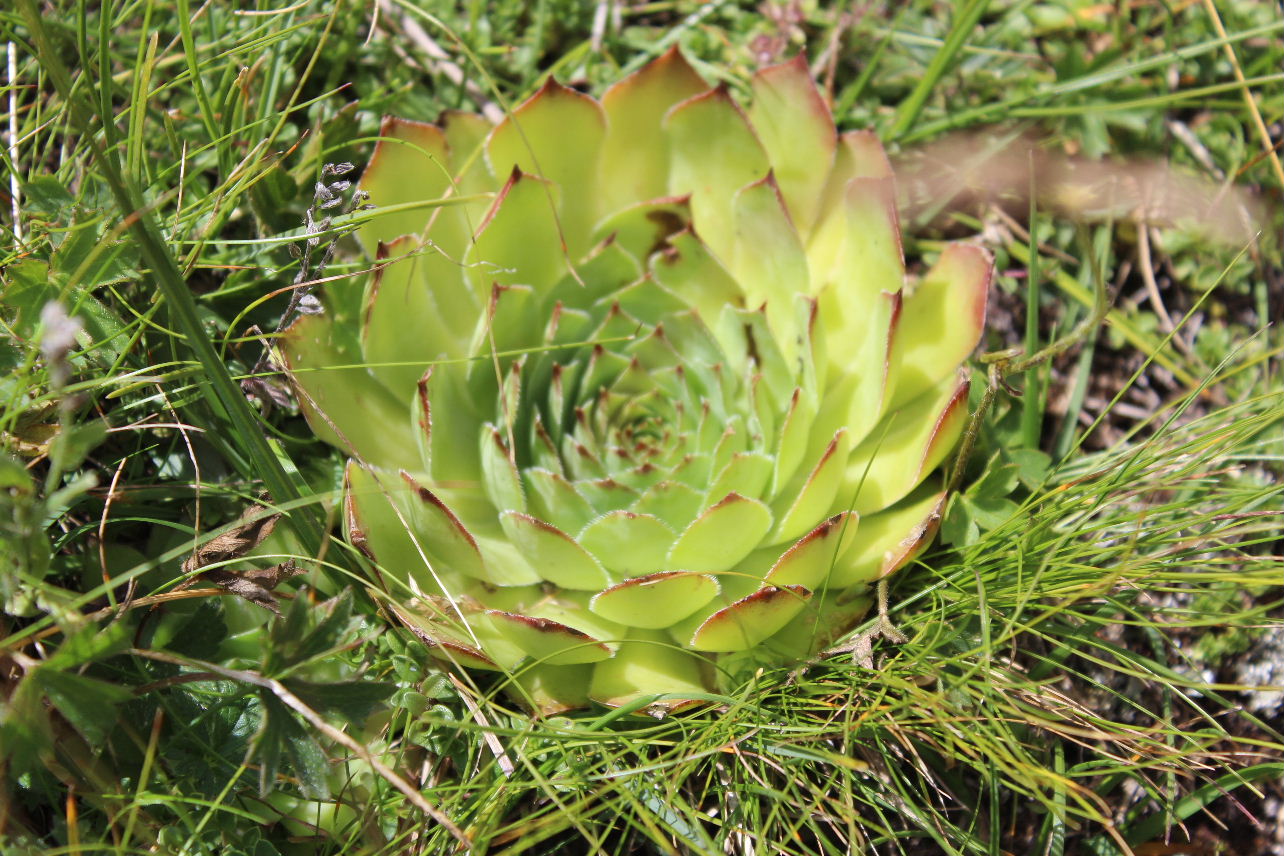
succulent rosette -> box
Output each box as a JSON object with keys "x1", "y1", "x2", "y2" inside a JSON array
[{"x1": 281, "y1": 49, "x2": 990, "y2": 714}]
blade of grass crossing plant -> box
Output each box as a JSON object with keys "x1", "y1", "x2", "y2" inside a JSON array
[
  {"x1": 889, "y1": 0, "x2": 990, "y2": 139},
  {"x1": 987, "y1": 758, "x2": 1000, "y2": 856},
  {"x1": 90, "y1": 0, "x2": 121, "y2": 156},
  {"x1": 1123, "y1": 762, "x2": 1284, "y2": 847},
  {"x1": 17, "y1": 0, "x2": 341, "y2": 586},
  {"x1": 1007, "y1": 74, "x2": 1284, "y2": 118},
  {"x1": 120, "y1": 708, "x2": 163, "y2": 854},
  {"x1": 1037, "y1": 740, "x2": 1067, "y2": 856},
  {"x1": 832, "y1": 21, "x2": 895, "y2": 120},
  {"x1": 615, "y1": 771, "x2": 719, "y2": 856},
  {"x1": 127, "y1": 26, "x2": 158, "y2": 185},
  {"x1": 1051, "y1": 322, "x2": 1097, "y2": 461},
  {"x1": 1201, "y1": 0, "x2": 1284, "y2": 189},
  {"x1": 1021, "y1": 164, "x2": 1042, "y2": 451},
  {"x1": 261, "y1": 3, "x2": 343, "y2": 161},
  {"x1": 900, "y1": 19, "x2": 1284, "y2": 142},
  {"x1": 175, "y1": 0, "x2": 225, "y2": 175}
]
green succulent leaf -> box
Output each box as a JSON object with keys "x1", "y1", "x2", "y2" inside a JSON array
[{"x1": 282, "y1": 51, "x2": 992, "y2": 712}]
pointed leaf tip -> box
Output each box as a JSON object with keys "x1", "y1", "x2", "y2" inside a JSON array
[
  {"x1": 499, "y1": 511, "x2": 611, "y2": 590},
  {"x1": 589, "y1": 571, "x2": 719, "y2": 629},
  {"x1": 750, "y1": 55, "x2": 837, "y2": 235},
  {"x1": 485, "y1": 610, "x2": 613, "y2": 666},
  {"x1": 689, "y1": 585, "x2": 813, "y2": 652},
  {"x1": 765, "y1": 511, "x2": 859, "y2": 588},
  {"x1": 600, "y1": 47, "x2": 708, "y2": 216},
  {"x1": 667, "y1": 492, "x2": 773, "y2": 572}
]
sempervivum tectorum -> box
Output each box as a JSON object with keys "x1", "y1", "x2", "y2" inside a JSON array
[{"x1": 281, "y1": 49, "x2": 990, "y2": 714}]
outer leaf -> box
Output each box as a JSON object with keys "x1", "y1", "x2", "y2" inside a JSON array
[
  {"x1": 770, "y1": 429, "x2": 850, "y2": 544},
  {"x1": 748, "y1": 54, "x2": 837, "y2": 235},
  {"x1": 396, "y1": 600, "x2": 502, "y2": 672},
  {"x1": 417, "y1": 365, "x2": 484, "y2": 484},
  {"x1": 664, "y1": 86, "x2": 770, "y2": 263},
  {"x1": 772, "y1": 389, "x2": 819, "y2": 494},
  {"x1": 466, "y1": 170, "x2": 566, "y2": 294},
  {"x1": 592, "y1": 196, "x2": 690, "y2": 263},
  {"x1": 706, "y1": 452, "x2": 774, "y2": 504},
  {"x1": 440, "y1": 109, "x2": 497, "y2": 225},
  {"x1": 484, "y1": 610, "x2": 613, "y2": 666},
  {"x1": 487, "y1": 78, "x2": 606, "y2": 258},
  {"x1": 765, "y1": 512, "x2": 859, "y2": 588},
  {"x1": 441, "y1": 110, "x2": 492, "y2": 188},
  {"x1": 888, "y1": 244, "x2": 991, "y2": 409},
  {"x1": 358, "y1": 117, "x2": 451, "y2": 253},
  {"x1": 634, "y1": 480, "x2": 705, "y2": 532},
  {"x1": 361, "y1": 238, "x2": 465, "y2": 396},
  {"x1": 397, "y1": 473, "x2": 492, "y2": 583},
  {"x1": 590, "y1": 571, "x2": 720, "y2": 628},
  {"x1": 688, "y1": 585, "x2": 813, "y2": 652},
  {"x1": 667, "y1": 493, "x2": 772, "y2": 572},
  {"x1": 809, "y1": 290, "x2": 900, "y2": 450},
  {"x1": 499, "y1": 511, "x2": 611, "y2": 590},
  {"x1": 510, "y1": 664, "x2": 593, "y2": 716},
  {"x1": 649, "y1": 228, "x2": 745, "y2": 326},
  {"x1": 759, "y1": 593, "x2": 873, "y2": 659},
  {"x1": 346, "y1": 462, "x2": 445, "y2": 596},
  {"x1": 807, "y1": 174, "x2": 904, "y2": 320},
  {"x1": 481, "y1": 425, "x2": 527, "y2": 513},
  {"x1": 600, "y1": 46, "x2": 709, "y2": 217},
  {"x1": 728, "y1": 174, "x2": 810, "y2": 351},
  {"x1": 844, "y1": 370, "x2": 970, "y2": 515},
  {"x1": 589, "y1": 633, "x2": 710, "y2": 710},
  {"x1": 524, "y1": 468, "x2": 595, "y2": 532},
  {"x1": 279, "y1": 314, "x2": 416, "y2": 472},
  {"x1": 578, "y1": 511, "x2": 676, "y2": 575},
  {"x1": 830, "y1": 485, "x2": 945, "y2": 588}
]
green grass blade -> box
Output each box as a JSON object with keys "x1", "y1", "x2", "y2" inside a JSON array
[
  {"x1": 889, "y1": 0, "x2": 990, "y2": 139},
  {"x1": 17, "y1": 0, "x2": 339, "y2": 580}
]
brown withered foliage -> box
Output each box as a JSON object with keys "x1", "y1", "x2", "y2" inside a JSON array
[
  {"x1": 179, "y1": 506, "x2": 302, "y2": 612},
  {"x1": 893, "y1": 130, "x2": 1271, "y2": 245}
]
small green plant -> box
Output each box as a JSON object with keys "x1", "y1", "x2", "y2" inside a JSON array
[{"x1": 281, "y1": 49, "x2": 991, "y2": 713}]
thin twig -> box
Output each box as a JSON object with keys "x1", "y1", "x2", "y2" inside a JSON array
[
  {"x1": 1136, "y1": 224, "x2": 1177, "y2": 335},
  {"x1": 1200, "y1": 0, "x2": 1284, "y2": 192},
  {"x1": 97, "y1": 457, "x2": 129, "y2": 606},
  {"x1": 448, "y1": 673, "x2": 515, "y2": 777}
]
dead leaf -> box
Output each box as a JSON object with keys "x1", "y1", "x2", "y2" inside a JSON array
[
  {"x1": 181, "y1": 505, "x2": 280, "y2": 576},
  {"x1": 196, "y1": 561, "x2": 304, "y2": 614},
  {"x1": 177, "y1": 505, "x2": 299, "y2": 612}
]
